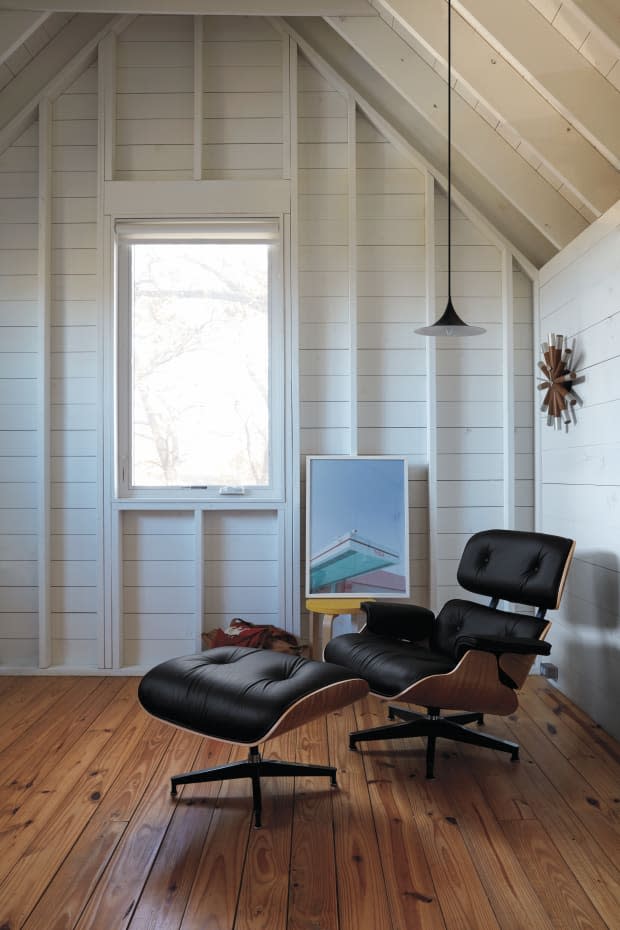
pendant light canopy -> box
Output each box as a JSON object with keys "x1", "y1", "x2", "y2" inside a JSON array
[{"x1": 416, "y1": 0, "x2": 485, "y2": 338}]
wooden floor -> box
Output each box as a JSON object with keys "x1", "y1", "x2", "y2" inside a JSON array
[{"x1": 0, "y1": 675, "x2": 618, "y2": 930}]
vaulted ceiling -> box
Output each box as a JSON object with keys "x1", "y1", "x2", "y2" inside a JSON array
[{"x1": 1, "y1": 0, "x2": 618, "y2": 267}]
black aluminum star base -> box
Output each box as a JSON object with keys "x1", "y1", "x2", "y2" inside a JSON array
[
  {"x1": 170, "y1": 745, "x2": 337, "y2": 827},
  {"x1": 349, "y1": 705, "x2": 518, "y2": 778}
]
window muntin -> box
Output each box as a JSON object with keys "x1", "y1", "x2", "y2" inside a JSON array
[{"x1": 116, "y1": 221, "x2": 282, "y2": 498}]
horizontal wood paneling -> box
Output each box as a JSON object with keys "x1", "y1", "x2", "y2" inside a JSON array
[
  {"x1": 434, "y1": 194, "x2": 520, "y2": 590},
  {"x1": 539, "y1": 213, "x2": 620, "y2": 740},
  {"x1": 117, "y1": 16, "x2": 193, "y2": 180},
  {"x1": 298, "y1": 54, "x2": 350, "y2": 469},
  {"x1": 201, "y1": 18, "x2": 282, "y2": 180},
  {"x1": 123, "y1": 510, "x2": 195, "y2": 667},
  {"x1": 0, "y1": 124, "x2": 38, "y2": 668},
  {"x1": 203, "y1": 509, "x2": 280, "y2": 633}
]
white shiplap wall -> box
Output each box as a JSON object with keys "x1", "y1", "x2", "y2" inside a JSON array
[
  {"x1": 356, "y1": 111, "x2": 428, "y2": 603},
  {"x1": 203, "y1": 17, "x2": 283, "y2": 179},
  {"x1": 298, "y1": 53, "x2": 351, "y2": 459},
  {"x1": 434, "y1": 191, "x2": 504, "y2": 601},
  {"x1": 204, "y1": 510, "x2": 280, "y2": 632},
  {"x1": 297, "y1": 54, "x2": 350, "y2": 634},
  {"x1": 0, "y1": 124, "x2": 39, "y2": 667},
  {"x1": 0, "y1": 13, "x2": 536, "y2": 671},
  {"x1": 538, "y1": 203, "x2": 620, "y2": 740},
  {"x1": 122, "y1": 510, "x2": 196, "y2": 666},
  {"x1": 514, "y1": 264, "x2": 535, "y2": 533},
  {"x1": 116, "y1": 16, "x2": 194, "y2": 181}
]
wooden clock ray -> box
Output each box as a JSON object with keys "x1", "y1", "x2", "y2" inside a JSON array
[{"x1": 538, "y1": 333, "x2": 578, "y2": 429}]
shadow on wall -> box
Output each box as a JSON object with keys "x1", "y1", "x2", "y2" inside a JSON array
[
  {"x1": 547, "y1": 549, "x2": 619, "y2": 739},
  {"x1": 549, "y1": 635, "x2": 620, "y2": 741},
  {"x1": 561, "y1": 551, "x2": 620, "y2": 629}
]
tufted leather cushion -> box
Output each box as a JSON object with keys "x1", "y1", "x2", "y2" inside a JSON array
[
  {"x1": 138, "y1": 646, "x2": 364, "y2": 745},
  {"x1": 457, "y1": 529, "x2": 573, "y2": 609},
  {"x1": 361, "y1": 601, "x2": 435, "y2": 640},
  {"x1": 324, "y1": 632, "x2": 454, "y2": 698},
  {"x1": 431, "y1": 599, "x2": 547, "y2": 658}
]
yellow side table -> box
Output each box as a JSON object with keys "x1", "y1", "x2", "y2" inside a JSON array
[{"x1": 305, "y1": 598, "x2": 374, "y2": 660}]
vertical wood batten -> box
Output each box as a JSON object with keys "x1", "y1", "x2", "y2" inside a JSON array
[
  {"x1": 193, "y1": 16, "x2": 203, "y2": 181},
  {"x1": 102, "y1": 210, "x2": 115, "y2": 666},
  {"x1": 533, "y1": 282, "x2": 542, "y2": 532},
  {"x1": 502, "y1": 248, "x2": 515, "y2": 531},
  {"x1": 347, "y1": 95, "x2": 358, "y2": 455},
  {"x1": 194, "y1": 509, "x2": 204, "y2": 649},
  {"x1": 111, "y1": 509, "x2": 122, "y2": 667},
  {"x1": 99, "y1": 36, "x2": 114, "y2": 666},
  {"x1": 287, "y1": 40, "x2": 300, "y2": 633},
  {"x1": 99, "y1": 33, "x2": 116, "y2": 182},
  {"x1": 37, "y1": 99, "x2": 52, "y2": 669},
  {"x1": 281, "y1": 32, "x2": 291, "y2": 181},
  {"x1": 424, "y1": 172, "x2": 437, "y2": 612}
]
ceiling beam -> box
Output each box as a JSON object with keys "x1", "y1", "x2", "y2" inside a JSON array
[
  {"x1": 0, "y1": 0, "x2": 373, "y2": 13},
  {"x1": 0, "y1": 13, "x2": 120, "y2": 154},
  {"x1": 284, "y1": 15, "x2": 559, "y2": 267},
  {"x1": 326, "y1": 13, "x2": 587, "y2": 250},
  {"x1": 568, "y1": 0, "x2": 620, "y2": 52},
  {"x1": 454, "y1": 0, "x2": 620, "y2": 169},
  {"x1": 374, "y1": 0, "x2": 619, "y2": 216},
  {"x1": 0, "y1": 10, "x2": 50, "y2": 66}
]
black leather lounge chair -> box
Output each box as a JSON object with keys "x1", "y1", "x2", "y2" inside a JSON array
[{"x1": 324, "y1": 529, "x2": 575, "y2": 778}]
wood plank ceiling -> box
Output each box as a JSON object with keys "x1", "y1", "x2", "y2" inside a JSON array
[{"x1": 0, "y1": 0, "x2": 618, "y2": 267}]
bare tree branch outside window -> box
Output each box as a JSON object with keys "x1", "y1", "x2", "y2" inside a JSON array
[{"x1": 130, "y1": 242, "x2": 270, "y2": 488}]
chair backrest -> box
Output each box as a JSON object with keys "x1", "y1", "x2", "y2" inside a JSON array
[
  {"x1": 431, "y1": 529, "x2": 574, "y2": 689},
  {"x1": 456, "y1": 529, "x2": 575, "y2": 611}
]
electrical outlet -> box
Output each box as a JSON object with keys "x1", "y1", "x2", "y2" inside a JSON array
[{"x1": 540, "y1": 662, "x2": 558, "y2": 680}]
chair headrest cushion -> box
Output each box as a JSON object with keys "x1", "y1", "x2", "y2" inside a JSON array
[{"x1": 457, "y1": 529, "x2": 574, "y2": 610}]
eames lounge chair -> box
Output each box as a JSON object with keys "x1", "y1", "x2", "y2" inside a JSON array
[{"x1": 324, "y1": 528, "x2": 575, "y2": 778}]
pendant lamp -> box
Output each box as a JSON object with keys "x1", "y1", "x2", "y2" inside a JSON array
[{"x1": 416, "y1": 0, "x2": 485, "y2": 337}]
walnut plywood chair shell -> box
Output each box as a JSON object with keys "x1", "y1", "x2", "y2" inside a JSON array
[{"x1": 325, "y1": 529, "x2": 575, "y2": 778}]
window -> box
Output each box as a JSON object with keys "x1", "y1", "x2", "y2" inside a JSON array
[{"x1": 116, "y1": 220, "x2": 283, "y2": 498}]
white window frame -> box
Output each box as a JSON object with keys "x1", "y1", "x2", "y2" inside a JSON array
[{"x1": 114, "y1": 218, "x2": 285, "y2": 502}]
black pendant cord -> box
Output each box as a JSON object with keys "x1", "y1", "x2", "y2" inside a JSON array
[
  {"x1": 414, "y1": 0, "x2": 484, "y2": 335},
  {"x1": 447, "y1": 0, "x2": 452, "y2": 304}
]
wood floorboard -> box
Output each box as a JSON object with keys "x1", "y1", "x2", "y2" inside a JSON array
[
  {"x1": 177, "y1": 742, "x2": 253, "y2": 930},
  {"x1": 287, "y1": 714, "x2": 338, "y2": 930},
  {"x1": 0, "y1": 674, "x2": 618, "y2": 930}
]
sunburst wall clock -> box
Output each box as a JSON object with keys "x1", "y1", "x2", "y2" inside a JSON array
[{"x1": 538, "y1": 333, "x2": 579, "y2": 429}]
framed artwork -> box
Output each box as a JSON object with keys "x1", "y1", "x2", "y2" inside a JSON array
[{"x1": 305, "y1": 455, "x2": 409, "y2": 599}]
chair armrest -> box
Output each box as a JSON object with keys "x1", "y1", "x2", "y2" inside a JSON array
[
  {"x1": 455, "y1": 633, "x2": 551, "y2": 661},
  {"x1": 362, "y1": 601, "x2": 434, "y2": 641}
]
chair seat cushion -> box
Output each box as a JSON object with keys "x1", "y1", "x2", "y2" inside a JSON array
[
  {"x1": 138, "y1": 646, "x2": 366, "y2": 745},
  {"x1": 324, "y1": 633, "x2": 455, "y2": 698},
  {"x1": 432, "y1": 599, "x2": 547, "y2": 658}
]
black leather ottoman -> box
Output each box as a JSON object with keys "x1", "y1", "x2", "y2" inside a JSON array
[{"x1": 138, "y1": 645, "x2": 369, "y2": 826}]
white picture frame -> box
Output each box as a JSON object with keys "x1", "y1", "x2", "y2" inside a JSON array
[{"x1": 305, "y1": 455, "x2": 410, "y2": 599}]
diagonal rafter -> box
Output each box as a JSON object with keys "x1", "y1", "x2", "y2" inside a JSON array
[
  {"x1": 372, "y1": 0, "x2": 619, "y2": 217},
  {"x1": 284, "y1": 15, "x2": 562, "y2": 266},
  {"x1": 324, "y1": 12, "x2": 587, "y2": 251},
  {"x1": 0, "y1": 10, "x2": 50, "y2": 67},
  {"x1": 454, "y1": 0, "x2": 620, "y2": 169},
  {"x1": 0, "y1": 13, "x2": 118, "y2": 154}
]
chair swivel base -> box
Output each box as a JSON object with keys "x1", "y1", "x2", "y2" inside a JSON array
[
  {"x1": 349, "y1": 705, "x2": 519, "y2": 779},
  {"x1": 171, "y1": 745, "x2": 337, "y2": 828}
]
